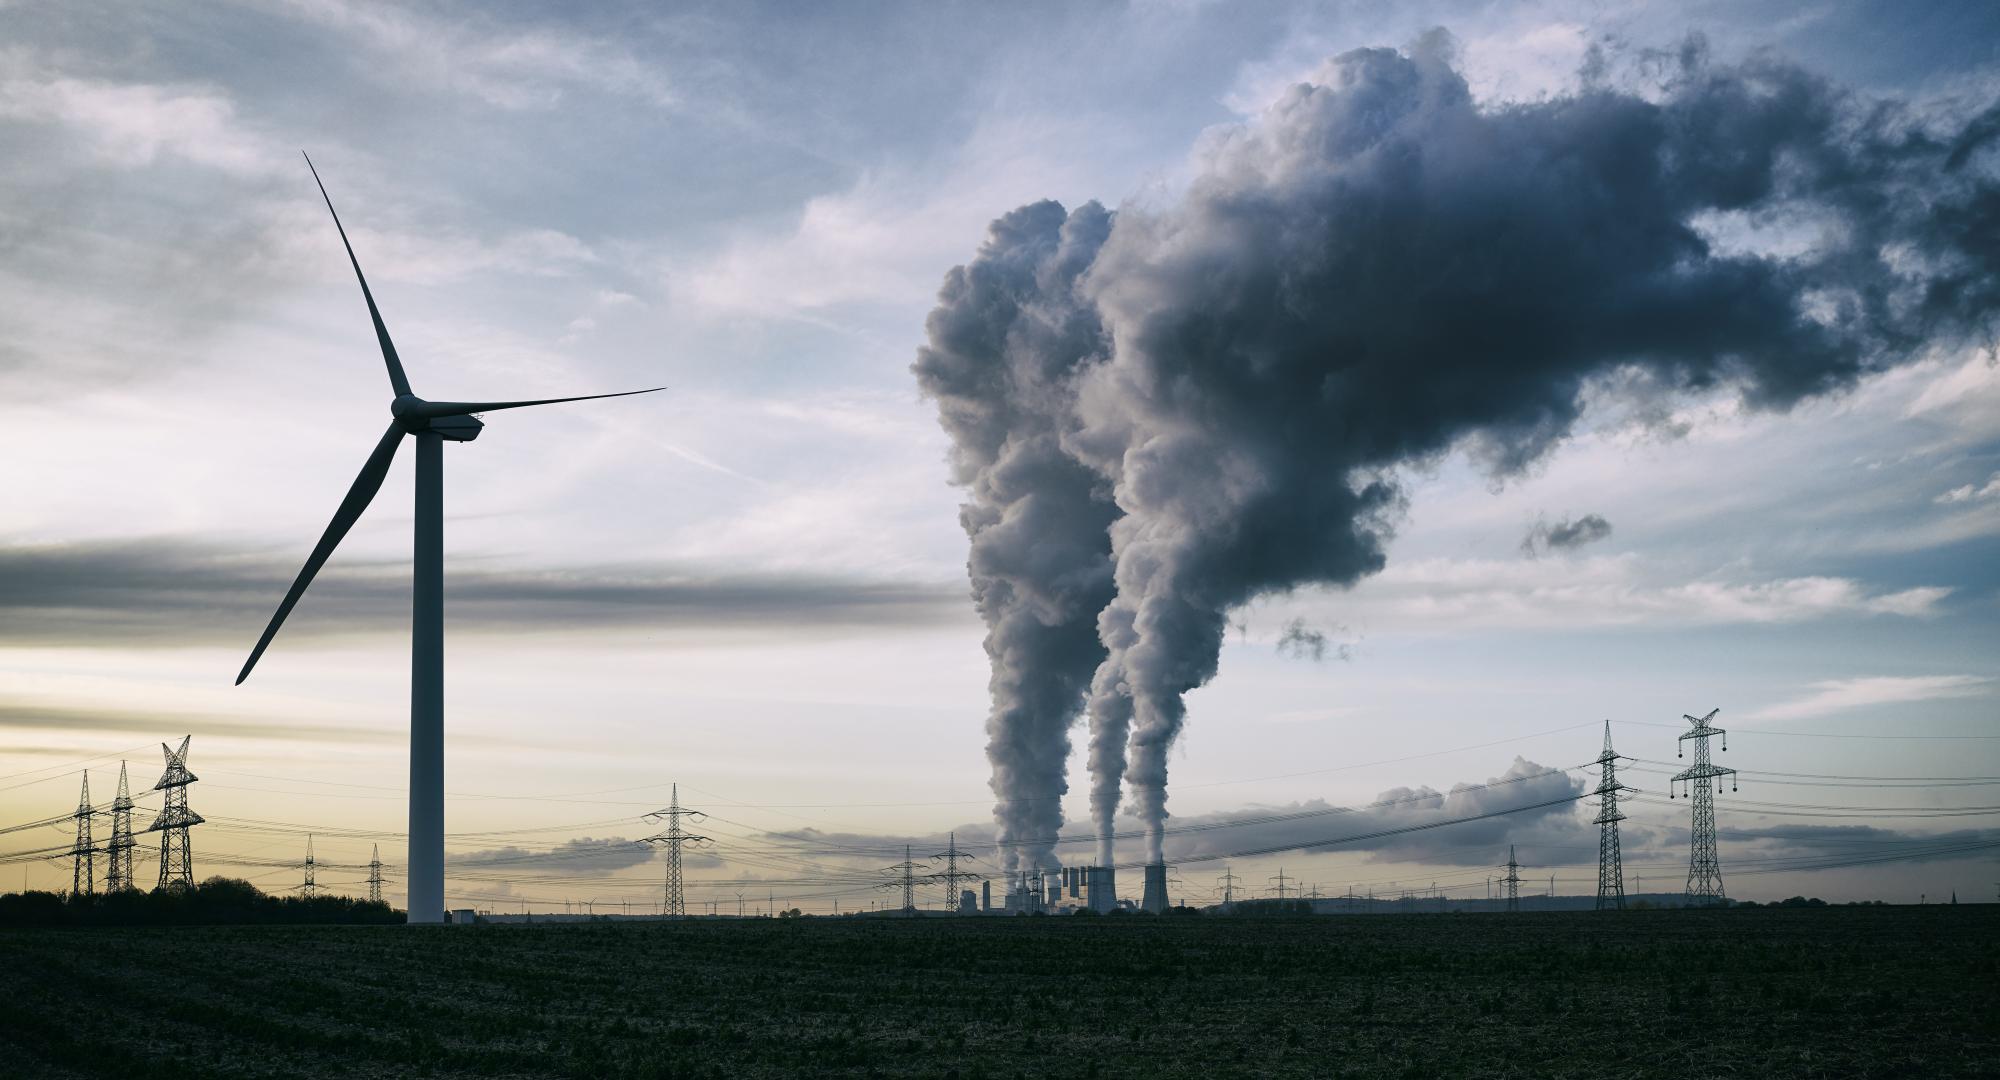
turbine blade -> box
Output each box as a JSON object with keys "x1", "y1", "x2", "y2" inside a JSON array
[
  {"x1": 303, "y1": 152, "x2": 414, "y2": 398},
  {"x1": 407, "y1": 386, "x2": 665, "y2": 419},
  {"x1": 237, "y1": 420, "x2": 406, "y2": 685}
]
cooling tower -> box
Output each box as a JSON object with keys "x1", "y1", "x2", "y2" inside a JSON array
[
  {"x1": 1086, "y1": 866, "x2": 1116, "y2": 913},
  {"x1": 1140, "y1": 862, "x2": 1168, "y2": 914}
]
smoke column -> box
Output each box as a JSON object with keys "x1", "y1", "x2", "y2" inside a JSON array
[
  {"x1": 913, "y1": 201, "x2": 1118, "y2": 879},
  {"x1": 922, "y1": 33, "x2": 1999, "y2": 867}
]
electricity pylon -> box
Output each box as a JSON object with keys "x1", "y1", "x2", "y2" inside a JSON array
[
  {"x1": 927, "y1": 832, "x2": 982, "y2": 913},
  {"x1": 880, "y1": 845, "x2": 925, "y2": 915},
  {"x1": 105, "y1": 762, "x2": 136, "y2": 892},
  {"x1": 1671, "y1": 708, "x2": 1737, "y2": 907},
  {"x1": 1592, "y1": 720, "x2": 1634, "y2": 910},
  {"x1": 367, "y1": 844, "x2": 384, "y2": 905},
  {"x1": 149, "y1": 736, "x2": 202, "y2": 890},
  {"x1": 1502, "y1": 845, "x2": 1521, "y2": 913},
  {"x1": 1217, "y1": 867, "x2": 1239, "y2": 911},
  {"x1": 69, "y1": 771, "x2": 96, "y2": 896},
  {"x1": 641, "y1": 784, "x2": 709, "y2": 917},
  {"x1": 1268, "y1": 867, "x2": 1293, "y2": 901},
  {"x1": 299, "y1": 834, "x2": 318, "y2": 897}
]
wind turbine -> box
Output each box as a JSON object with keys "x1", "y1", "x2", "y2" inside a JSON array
[{"x1": 236, "y1": 155, "x2": 661, "y2": 923}]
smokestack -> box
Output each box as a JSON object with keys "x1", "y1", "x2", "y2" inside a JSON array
[
  {"x1": 1087, "y1": 866, "x2": 1116, "y2": 913},
  {"x1": 1141, "y1": 863, "x2": 1168, "y2": 914},
  {"x1": 981, "y1": 879, "x2": 991, "y2": 912}
]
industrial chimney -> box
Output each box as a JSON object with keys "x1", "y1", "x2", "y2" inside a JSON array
[
  {"x1": 981, "y1": 879, "x2": 991, "y2": 913},
  {"x1": 1141, "y1": 863, "x2": 1168, "y2": 914}
]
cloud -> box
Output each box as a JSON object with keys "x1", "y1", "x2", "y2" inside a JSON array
[
  {"x1": 269, "y1": 0, "x2": 677, "y2": 110},
  {"x1": 453, "y1": 835, "x2": 655, "y2": 873},
  {"x1": 0, "y1": 68, "x2": 285, "y2": 176},
  {"x1": 1745, "y1": 675, "x2": 1994, "y2": 721},
  {"x1": 0, "y1": 538, "x2": 966, "y2": 648},
  {"x1": 1729, "y1": 824, "x2": 2000, "y2": 864},
  {"x1": 1520, "y1": 513, "x2": 1613, "y2": 557},
  {"x1": 1329, "y1": 558, "x2": 1955, "y2": 631},
  {"x1": 0, "y1": 700, "x2": 394, "y2": 744},
  {"x1": 1157, "y1": 757, "x2": 1588, "y2": 866},
  {"x1": 1935, "y1": 471, "x2": 2000, "y2": 503}
]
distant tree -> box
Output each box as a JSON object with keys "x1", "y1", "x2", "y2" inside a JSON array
[{"x1": 0, "y1": 877, "x2": 401, "y2": 927}]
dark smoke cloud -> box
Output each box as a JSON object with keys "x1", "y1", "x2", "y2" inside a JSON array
[
  {"x1": 1521, "y1": 513, "x2": 1614, "y2": 557},
  {"x1": 1276, "y1": 617, "x2": 1349, "y2": 662},
  {"x1": 922, "y1": 32, "x2": 2000, "y2": 868}
]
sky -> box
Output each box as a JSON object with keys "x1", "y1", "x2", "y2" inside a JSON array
[{"x1": 1, "y1": 0, "x2": 1996, "y2": 912}]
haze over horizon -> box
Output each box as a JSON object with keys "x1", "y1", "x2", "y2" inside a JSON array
[{"x1": 2, "y1": 0, "x2": 1996, "y2": 910}]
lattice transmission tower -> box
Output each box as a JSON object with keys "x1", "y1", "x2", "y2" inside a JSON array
[
  {"x1": 1502, "y1": 845, "x2": 1521, "y2": 913},
  {"x1": 927, "y1": 832, "x2": 982, "y2": 913},
  {"x1": 1671, "y1": 708, "x2": 1737, "y2": 907},
  {"x1": 880, "y1": 845, "x2": 925, "y2": 915},
  {"x1": 149, "y1": 735, "x2": 203, "y2": 890},
  {"x1": 641, "y1": 784, "x2": 709, "y2": 917},
  {"x1": 299, "y1": 834, "x2": 318, "y2": 897},
  {"x1": 367, "y1": 844, "x2": 384, "y2": 905},
  {"x1": 105, "y1": 761, "x2": 136, "y2": 892},
  {"x1": 69, "y1": 771, "x2": 97, "y2": 896},
  {"x1": 1592, "y1": 720, "x2": 1634, "y2": 910},
  {"x1": 1268, "y1": 867, "x2": 1293, "y2": 901}
]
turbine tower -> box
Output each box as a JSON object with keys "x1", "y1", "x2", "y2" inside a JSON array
[
  {"x1": 1592, "y1": 720, "x2": 1633, "y2": 911},
  {"x1": 105, "y1": 761, "x2": 136, "y2": 892},
  {"x1": 235, "y1": 156, "x2": 662, "y2": 924},
  {"x1": 640, "y1": 784, "x2": 709, "y2": 917},
  {"x1": 1671, "y1": 708, "x2": 1737, "y2": 907},
  {"x1": 149, "y1": 736, "x2": 201, "y2": 890}
]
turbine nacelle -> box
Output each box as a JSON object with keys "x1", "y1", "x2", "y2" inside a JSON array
[
  {"x1": 423, "y1": 413, "x2": 484, "y2": 441},
  {"x1": 391, "y1": 396, "x2": 485, "y2": 441}
]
